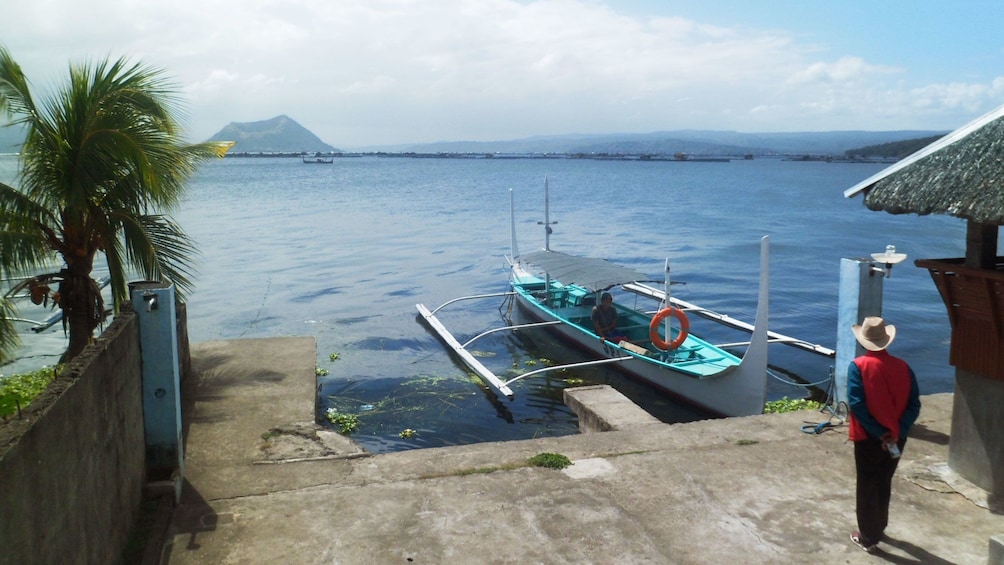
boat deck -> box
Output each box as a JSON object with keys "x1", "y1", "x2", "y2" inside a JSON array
[{"x1": 510, "y1": 275, "x2": 743, "y2": 377}]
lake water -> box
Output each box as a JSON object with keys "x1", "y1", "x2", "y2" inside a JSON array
[{"x1": 0, "y1": 154, "x2": 967, "y2": 452}]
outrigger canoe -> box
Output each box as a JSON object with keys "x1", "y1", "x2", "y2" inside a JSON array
[{"x1": 417, "y1": 182, "x2": 770, "y2": 417}]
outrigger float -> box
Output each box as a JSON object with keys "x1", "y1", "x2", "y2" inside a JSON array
[{"x1": 418, "y1": 180, "x2": 825, "y2": 417}]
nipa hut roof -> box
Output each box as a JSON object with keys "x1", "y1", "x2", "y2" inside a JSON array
[{"x1": 844, "y1": 104, "x2": 1004, "y2": 225}]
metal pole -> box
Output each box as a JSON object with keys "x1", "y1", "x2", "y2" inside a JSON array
[
  {"x1": 663, "y1": 258, "x2": 671, "y2": 342},
  {"x1": 834, "y1": 258, "x2": 884, "y2": 405}
]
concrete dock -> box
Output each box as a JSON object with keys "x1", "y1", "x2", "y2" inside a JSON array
[{"x1": 149, "y1": 336, "x2": 1004, "y2": 564}]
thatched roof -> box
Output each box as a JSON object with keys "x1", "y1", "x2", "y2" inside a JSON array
[{"x1": 845, "y1": 104, "x2": 1004, "y2": 225}]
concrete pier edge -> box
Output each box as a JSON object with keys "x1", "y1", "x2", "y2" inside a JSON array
[{"x1": 146, "y1": 337, "x2": 1004, "y2": 564}]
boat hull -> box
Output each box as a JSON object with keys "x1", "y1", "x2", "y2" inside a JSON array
[{"x1": 512, "y1": 292, "x2": 765, "y2": 417}]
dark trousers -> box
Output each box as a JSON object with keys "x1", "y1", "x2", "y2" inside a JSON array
[{"x1": 854, "y1": 436, "x2": 906, "y2": 545}]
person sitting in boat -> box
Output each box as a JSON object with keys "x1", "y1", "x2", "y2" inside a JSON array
[{"x1": 592, "y1": 292, "x2": 625, "y2": 342}]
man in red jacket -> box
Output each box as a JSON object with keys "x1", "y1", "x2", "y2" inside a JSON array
[{"x1": 847, "y1": 316, "x2": 921, "y2": 553}]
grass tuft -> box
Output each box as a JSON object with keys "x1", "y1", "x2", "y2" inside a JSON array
[{"x1": 0, "y1": 366, "x2": 61, "y2": 418}]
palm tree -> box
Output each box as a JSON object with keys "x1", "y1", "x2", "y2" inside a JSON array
[{"x1": 0, "y1": 46, "x2": 230, "y2": 362}]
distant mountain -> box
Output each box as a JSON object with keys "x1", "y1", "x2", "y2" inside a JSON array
[
  {"x1": 206, "y1": 115, "x2": 338, "y2": 153},
  {"x1": 845, "y1": 134, "x2": 944, "y2": 159},
  {"x1": 401, "y1": 130, "x2": 948, "y2": 156}
]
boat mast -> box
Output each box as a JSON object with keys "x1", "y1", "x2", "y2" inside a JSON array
[
  {"x1": 540, "y1": 176, "x2": 554, "y2": 305},
  {"x1": 509, "y1": 189, "x2": 519, "y2": 259}
]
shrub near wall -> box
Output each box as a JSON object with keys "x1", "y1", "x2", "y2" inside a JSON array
[{"x1": 0, "y1": 309, "x2": 145, "y2": 565}]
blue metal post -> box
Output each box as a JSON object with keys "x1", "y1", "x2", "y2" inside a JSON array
[
  {"x1": 130, "y1": 281, "x2": 183, "y2": 502},
  {"x1": 834, "y1": 258, "x2": 884, "y2": 406}
]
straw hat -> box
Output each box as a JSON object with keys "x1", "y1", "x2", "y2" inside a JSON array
[{"x1": 852, "y1": 316, "x2": 896, "y2": 351}]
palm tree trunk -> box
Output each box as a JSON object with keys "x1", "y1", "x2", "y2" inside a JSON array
[{"x1": 59, "y1": 268, "x2": 105, "y2": 361}]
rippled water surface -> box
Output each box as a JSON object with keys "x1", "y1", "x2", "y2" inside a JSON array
[{"x1": 0, "y1": 155, "x2": 966, "y2": 452}]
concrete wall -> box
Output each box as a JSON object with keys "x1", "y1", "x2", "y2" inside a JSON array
[
  {"x1": 949, "y1": 369, "x2": 1004, "y2": 494},
  {"x1": 0, "y1": 310, "x2": 145, "y2": 565}
]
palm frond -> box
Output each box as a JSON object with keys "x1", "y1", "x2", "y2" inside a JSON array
[
  {"x1": 0, "y1": 298, "x2": 22, "y2": 362},
  {"x1": 0, "y1": 182, "x2": 56, "y2": 276},
  {"x1": 0, "y1": 46, "x2": 40, "y2": 125},
  {"x1": 113, "y1": 212, "x2": 199, "y2": 300}
]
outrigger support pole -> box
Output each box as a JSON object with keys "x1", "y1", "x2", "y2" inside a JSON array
[
  {"x1": 424, "y1": 292, "x2": 515, "y2": 316},
  {"x1": 417, "y1": 302, "x2": 515, "y2": 398},
  {"x1": 503, "y1": 355, "x2": 634, "y2": 387}
]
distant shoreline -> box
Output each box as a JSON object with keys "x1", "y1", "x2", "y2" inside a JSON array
[{"x1": 221, "y1": 151, "x2": 899, "y2": 164}]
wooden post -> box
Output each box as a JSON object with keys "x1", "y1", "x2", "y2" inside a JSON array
[{"x1": 965, "y1": 220, "x2": 997, "y2": 268}]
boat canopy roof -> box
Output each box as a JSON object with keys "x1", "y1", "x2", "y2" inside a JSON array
[{"x1": 518, "y1": 250, "x2": 656, "y2": 292}]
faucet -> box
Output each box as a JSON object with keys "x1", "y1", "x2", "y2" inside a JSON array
[{"x1": 143, "y1": 292, "x2": 158, "y2": 312}]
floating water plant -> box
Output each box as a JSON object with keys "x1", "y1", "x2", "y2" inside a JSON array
[
  {"x1": 316, "y1": 367, "x2": 329, "y2": 377},
  {"x1": 329, "y1": 353, "x2": 340, "y2": 361},
  {"x1": 527, "y1": 452, "x2": 572, "y2": 469},
  {"x1": 325, "y1": 408, "x2": 359, "y2": 434},
  {"x1": 399, "y1": 428, "x2": 418, "y2": 439},
  {"x1": 763, "y1": 397, "x2": 823, "y2": 414}
]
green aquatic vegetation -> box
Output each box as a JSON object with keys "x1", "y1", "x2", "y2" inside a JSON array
[
  {"x1": 0, "y1": 366, "x2": 60, "y2": 418},
  {"x1": 563, "y1": 377, "x2": 586, "y2": 385},
  {"x1": 399, "y1": 373, "x2": 454, "y2": 388},
  {"x1": 763, "y1": 397, "x2": 823, "y2": 414},
  {"x1": 316, "y1": 367, "x2": 329, "y2": 377},
  {"x1": 329, "y1": 353, "x2": 340, "y2": 361},
  {"x1": 325, "y1": 408, "x2": 359, "y2": 434},
  {"x1": 398, "y1": 428, "x2": 418, "y2": 439},
  {"x1": 524, "y1": 359, "x2": 537, "y2": 366},
  {"x1": 324, "y1": 373, "x2": 473, "y2": 428},
  {"x1": 527, "y1": 452, "x2": 572, "y2": 469}
]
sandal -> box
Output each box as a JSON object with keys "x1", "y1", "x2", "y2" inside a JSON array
[{"x1": 850, "y1": 531, "x2": 877, "y2": 553}]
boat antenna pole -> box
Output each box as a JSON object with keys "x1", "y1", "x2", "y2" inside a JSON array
[
  {"x1": 509, "y1": 189, "x2": 519, "y2": 259},
  {"x1": 537, "y1": 175, "x2": 556, "y2": 251},
  {"x1": 663, "y1": 258, "x2": 671, "y2": 307}
]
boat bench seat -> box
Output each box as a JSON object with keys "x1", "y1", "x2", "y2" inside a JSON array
[
  {"x1": 618, "y1": 341, "x2": 651, "y2": 356},
  {"x1": 566, "y1": 286, "x2": 595, "y2": 306}
]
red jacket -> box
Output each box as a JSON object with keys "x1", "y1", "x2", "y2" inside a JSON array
[{"x1": 847, "y1": 350, "x2": 921, "y2": 442}]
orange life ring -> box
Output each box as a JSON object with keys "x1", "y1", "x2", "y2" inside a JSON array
[{"x1": 649, "y1": 307, "x2": 690, "y2": 350}]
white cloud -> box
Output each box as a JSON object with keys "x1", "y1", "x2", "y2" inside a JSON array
[
  {"x1": 2, "y1": 0, "x2": 1003, "y2": 145},
  {"x1": 788, "y1": 56, "x2": 901, "y2": 85}
]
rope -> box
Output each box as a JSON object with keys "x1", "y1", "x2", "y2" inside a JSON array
[
  {"x1": 766, "y1": 367, "x2": 832, "y2": 388},
  {"x1": 765, "y1": 364, "x2": 849, "y2": 434},
  {"x1": 799, "y1": 368, "x2": 848, "y2": 434},
  {"x1": 800, "y1": 401, "x2": 848, "y2": 434}
]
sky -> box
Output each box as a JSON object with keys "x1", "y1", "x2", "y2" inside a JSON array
[{"x1": 2, "y1": 0, "x2": 1004, "y2": 148}]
